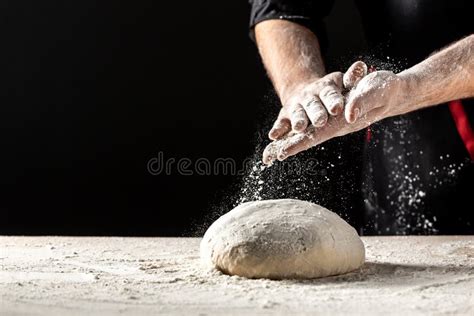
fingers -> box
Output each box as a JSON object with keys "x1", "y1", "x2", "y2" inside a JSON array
[
  {"x1": 262, "y1": 132, "x2": 312, "y2": 165},
  {"x1": 319, "y1": 84, "x2": 344, "y2": 115},
  {"x1": 344, "y1": 98, "x2": 361, "y2": 124},
  {"x1": 344, "y1": 71, "x2": 398, "y2": 123},
  {"x1": 268, "y1": 117, "x2": 291, "y2": 140},
  {"x1": 345, "y1": 80, "x2": 369, "y2": 124},
  {"x1": 344, "y1": 90, "x2": 384, "y2": 124},
  {"x1": 263, "y1": 141, "x2": 279, "y2": 165},
  {"x1": 267, "y1": 103, "x2": 310, "y2": 142},
  {"x1": 263, "y1": 111, "x2": 368, "y2": 164},
  {"x1": 262, "y1": 125, "x2": 319, "y2": 164},
  {"x1": 266, "y1": 65, "x2": 367, "y2": 148},
  {"x1": 262, "y1": 126, "x2": 315, "y2": 165},
  {"x1": 345, "y1": 67, "x2": 372, "y2": 123},
  {"x1": 344, "y1": 82, "x2": 379, "y2": 124},
  {"x1": 290, "y1": 104, "x2": 309, "y2": 132},
  {"x1": 302, "y1": 97, "x2": 328, "y2": 127},
  {"x1": 276, "y1": 130, "x2": 315, "y2": 161},
  {"x1": 343, "y1": 61, "x2": 368, "y2": 90}
]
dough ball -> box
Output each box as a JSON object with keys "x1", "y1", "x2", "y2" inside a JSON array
[{"x1": 200, "y1": 199, "x2": 365, "y2": 279}]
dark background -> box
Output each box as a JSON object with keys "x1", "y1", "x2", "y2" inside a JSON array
[{"x1": 0, "y1": 1, "x2": 367, "y2": 235}]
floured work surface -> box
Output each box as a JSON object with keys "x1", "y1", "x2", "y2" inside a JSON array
[{"x1": 1, "y1": 236, "x2": 473, "y2": 315}]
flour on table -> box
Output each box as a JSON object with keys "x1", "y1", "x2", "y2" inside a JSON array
[{"x1": 200, "y1": 199, "x2": 365, "y2": 279}]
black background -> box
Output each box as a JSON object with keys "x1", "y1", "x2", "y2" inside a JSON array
[{"x1": 0, "y1": 1, "x2": 367, "y2": 235}]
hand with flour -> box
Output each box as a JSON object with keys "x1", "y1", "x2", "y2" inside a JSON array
[
  {"x1": 262, "y1": 66, "x2": 402, "y2": 163},
  {"x1": 263, "y1": 34, "x2": 474, "y2": 164},
  {"x1": 268, "y1": 71, "x2": 345, "y2": 139},
  {"x1": 255, "y1": 20, "x2": 365, "y2": 140}
]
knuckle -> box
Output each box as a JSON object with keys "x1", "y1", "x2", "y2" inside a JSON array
[
  {"x1": 272, "y1": 119, "x2": 284, "y2": 128},
  {"x1": 282, "y1": 101, "x2": 295, "y2": 110},
  {"x1": 329, "y1": 71, "x2": 344, "y2": 79},
  {"x1": 319, "y1": 78, "x2": 332, "y2": 86},
  {"x1": 320, "y1": 86, "x2": 339, "y2": 98},
  {"x1": 291, "y1": 106, "x2": 305, "y2": 116},
  {"x1": 327, "y1": 71, "x2": 343, "y2": 83},
  {"x1": 314, "y1": 116, "x2": 328, "y2": 127},
  {"x1": 302, "y1": 96, "x2": 319, "y2": 108},
  {"x1": 283, "y1": 95, "x2": 300, "y2": 108},
  {"x1": 278, "y1": 108, "x2": 290, "y2": 119}
]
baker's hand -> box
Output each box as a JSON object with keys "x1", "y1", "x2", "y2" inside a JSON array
[
  {"x1": 268, "y1": 61, "x2": 368, "y2": 140},
  {"x1": 263, "y1": 64, "x2": 407, "y2": 164},
  {"x1": 268, "y1": 72, "x2": 343, "y2": 140},
  {"x1": 344, "y1": 70, "x2": 407, "y2": 124}
]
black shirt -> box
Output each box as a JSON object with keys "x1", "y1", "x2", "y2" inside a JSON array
[{"x1": 249, "y1": 0, "x2": 474, "y2": 234}]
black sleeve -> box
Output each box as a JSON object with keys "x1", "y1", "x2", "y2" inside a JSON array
[{"x1": 248, "y1": 0, "x2": 334, "y2": 48}]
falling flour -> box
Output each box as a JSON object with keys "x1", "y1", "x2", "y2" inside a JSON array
[{"x1": 205, "y1": 54, "x2": 469, "y2": 237}]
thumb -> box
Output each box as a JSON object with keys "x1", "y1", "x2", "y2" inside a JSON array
[
  {"x1": 344, "y1": 93, "x2": 361, "y2": 124},
  {"x1": 343, "y1": 61, "x2": 368, "y2": 90}
]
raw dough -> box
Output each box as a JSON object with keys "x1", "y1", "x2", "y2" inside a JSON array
[{"x1": 200, "y1": 199, "x2": 365, "y2": 279}]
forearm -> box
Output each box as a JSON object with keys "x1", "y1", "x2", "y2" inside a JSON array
[
  {"x1": 255, "y1": 20, "x2": 326, "y2": 104},
  {"x1": 397, "y1": 34, "x2": 474, "y2": 114}
]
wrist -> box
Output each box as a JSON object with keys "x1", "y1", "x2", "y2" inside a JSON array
[{"x1": 391, "y1": 72, "x2": 417, "y2": 116}]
